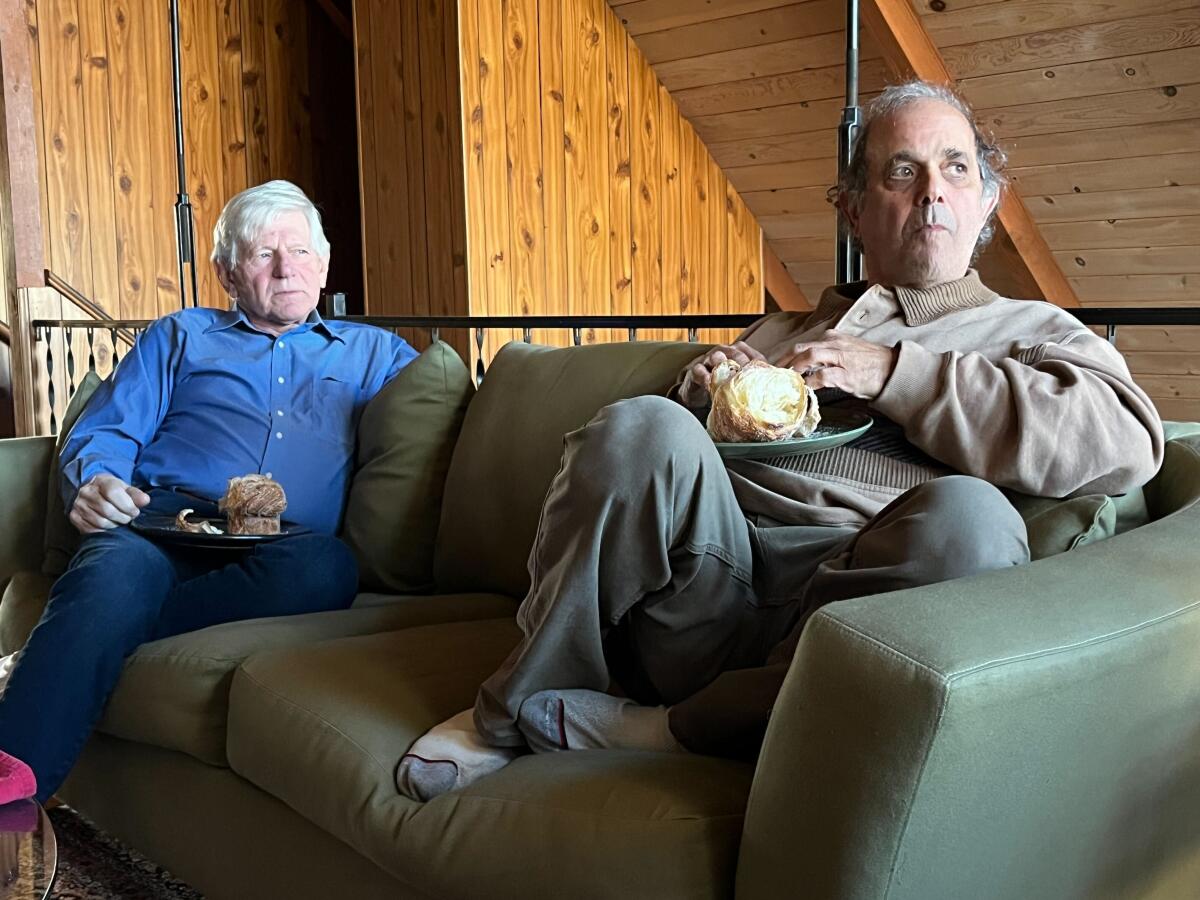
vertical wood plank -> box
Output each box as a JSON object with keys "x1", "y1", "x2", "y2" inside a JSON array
[
  {"x1": 107, "y1": 0, "x2": 158, "y2": 319},
  {"x1": 563, "y1": 0, "x2": 608, "y2": 344},
  {"x1": 38, "y1": 0, "x2": 95, "y2": 298},
  {"x1": 217, "y1": 0, "x2": 248, "y2": 201},
  {"x1": 629, "y1": 43, "x2": 662, "y2": 337},
  {"x1": 77, "y1": 0, "x2": 118, "y2": 312},
  {"x1": 143, "y1": 0, "x2": 182, "y2": 314},
  {"x1": 478, "y1": 0, "x2": 512, "y2": 357},
  {"x1": 726, "y1": 181, "x2": 761, "y2": 315},
  {"x1": 22, "y1": 1, "x2": 52, "y2": 271},
  {"x1": 419, "y1": 0, "x2": 453, "y2": 322},
  {"x1": 679, "y1": 118, "x2": 700, "y2": 318},
  {"x1": 505, "y1": 0, "x2": 546, "y2": 335},
  {"x1": 240, "y1": 0, "x2": 270, "y2": 185},
  {"x1": 537, "y1": 0, "x2": 567, "y2": 346},
  {"x1": 263, "y1": 0, "x2": 297, "y2": 185},
  {"x1": 400, "y1": 1, "x2": 428, "y2": 322},
  {"x1": 702, "y1": 158, "x2": 729, "y2": 343},
  {"x1": 443, "y1": 0, "x2": 469, "y2": 333},
  {"x1": 180, "y1": 0, "x2": 225, "y2": 307},
  {"x1": 352, "y1": 0, "x2": 380, "y2": 313},
  {"x1": 605, "y1": 5, "x2": 631, "y2": 329},
  {"x1": 659, "y1": 83, "x2": 683, "y2": 340},
  {"x1": 369, "y1": 0, "x2": 413, "y2": 319},
  {"x1": 459, "y1": 0, "x2": 488, "y2": 319}
]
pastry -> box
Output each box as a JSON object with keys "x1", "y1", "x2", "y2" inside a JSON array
[
  {"x1": 219, "y1": 474, "x2": 287, "y2": 535},
  {"x1": 706, "y1": 359, "x2": 821, "y2": 442}
]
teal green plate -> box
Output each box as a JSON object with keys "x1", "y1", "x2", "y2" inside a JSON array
[{"x1": 713, "y1": 407, "x2": 873, "y2": 460}]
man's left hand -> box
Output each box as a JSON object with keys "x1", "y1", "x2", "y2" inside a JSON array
[{"x1": 772, "y1": 331, "x2": 898, "y2": 400}]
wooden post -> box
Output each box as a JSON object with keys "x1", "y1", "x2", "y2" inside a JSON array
[
  {"x1": 0, "y1": 56, "x2": 34, "y2": 436},
  {"x1": 0, "y1": 0, "x2": 44, "y2": 288}
]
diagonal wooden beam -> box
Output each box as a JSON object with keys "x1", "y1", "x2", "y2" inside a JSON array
[
  {"x1": 861, "y1": 0, "x2": 1079, "y2": 307},
  {"x1": 311, "y1": 0, "x2": 352, "y2": 41},
  {"x1": 763, "y1": 242, "x2": 812, "y2": 311}
]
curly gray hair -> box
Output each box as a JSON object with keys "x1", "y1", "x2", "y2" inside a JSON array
[
  {"x1": 830, "y1": 80, "x2": 1008, "y2": 257},
  {"x1": 211, "y1": 179, "x2": 330, "y2": 270}
]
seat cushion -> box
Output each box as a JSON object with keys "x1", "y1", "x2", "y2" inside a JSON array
[
  {"x1": 3, "y1": 578, "x2": 515, "y2": 766},
  {"x1": 226, "y1": 622, "x2": 752, "y2": 900}
]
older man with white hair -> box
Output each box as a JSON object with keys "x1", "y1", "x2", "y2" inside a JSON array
[
  {"x1": 398, "y1": 80, "x2": 1165, "y2": 801},
  {"x1": 0, "y1": 180, "x2": 416, "y2": 802}
]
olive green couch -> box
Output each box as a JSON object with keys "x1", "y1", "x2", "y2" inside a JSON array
[{"x1": 1, "y1": 340, "x2": 1198, "y2": 900}]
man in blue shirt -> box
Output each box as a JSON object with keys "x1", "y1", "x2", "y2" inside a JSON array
[{"x1": 0, "y1": 180, "x2": 416, "y2": 802}]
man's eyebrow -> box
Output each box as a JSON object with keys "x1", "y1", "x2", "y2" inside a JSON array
[
  {"x1": 885, "y1": 151, "x2": 920, "y2": 166},
  {"x1": 943, "y1": 147, "x2": 969, "y2": 160}
]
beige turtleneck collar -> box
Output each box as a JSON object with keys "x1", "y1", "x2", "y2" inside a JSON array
[{"x1": 819, "y1": 269, "x2": 999, "y2": 327}]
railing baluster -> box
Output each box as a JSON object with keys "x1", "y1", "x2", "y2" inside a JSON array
[
  {"x1": 110, "y1": 327, "x2": 121, "y2": 368},
  {"x1": 44, "y1": 326, "x2": 57, "y2": 436},
  {"x1": 431, "y1": 326, "x2": 440, "y2": 344},
  {"x1": 628, "y1": 327, "x2": 637, "y2": 342},
  {"x1": 523, "y1": 327, "x2": 532, "y2": 343},
  {"x1": 66, "y1": 327, "x2": 77, "y2": 397},
  {"x1": 475, "y1": 328, "x2": 486, "y2": 387},
  {"x1": 1107, "y1": 324, "x2": 1118, "y2": 346},
  {"x1": 86, "y1": 326, "x2": 96, "y2": 374},
  {"x1": 687, "y1": 327, "x2": 698, "y2": 343},
  {"x1": 572, "y1": 327, "x2": 582, "y2": 347}
]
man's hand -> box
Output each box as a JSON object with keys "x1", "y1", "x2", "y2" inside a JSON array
[
  {"x1": 772, "y1": 331, "x2": 899, "y2": 400},
  {"x1": 678, "y1": 341, "x2": 766, "y2": 408},
  {"x1": 69, "y1": 475, "x2": 151, "y2": 534}
]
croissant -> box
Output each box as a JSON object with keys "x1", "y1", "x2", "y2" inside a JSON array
[{"x1": 706, "y1": 359, "x2": 821, "y2": 443}]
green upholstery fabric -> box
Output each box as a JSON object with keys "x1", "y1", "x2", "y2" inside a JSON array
[
  {"x1": 342, "y1": 342, "x2": 474, "y2": 593},
  {"x1": 738, "y1": 433, "x2": 1200, "y2": 900},
  {"x1": 1007, "y1": 493, "x2": 1117, "y2": 560},
  {"x1": 42, "y1": 371, "x2": 103, "y2": 577},
  {"x1": 434, "y1": 340, "x2": 707, "y2": 597},
  {"x1": 0, "y1": 582, "x2": 515, "y2": 766},
  {"x1": 226, "y1": 621, "x2": 752, "y2": 900},
  {"x1": 0, "y1": 436, "x2": 54, "y2": 592}
]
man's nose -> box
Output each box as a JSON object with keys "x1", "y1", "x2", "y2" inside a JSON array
[
  {"x1": 273, "y1": 253, "x2": 295, "y2": 278},
  {"x1": 915, "y1": 168, "x2": 945, "y2": 206}
]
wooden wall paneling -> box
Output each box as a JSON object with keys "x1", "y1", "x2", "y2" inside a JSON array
[
  {"x1": 442, "y1": 0, "x2": 469, "y2": 334},
  {"x1": 1039, "y1": 216, "x2": 1200, "y2": 250},
  {"x1": 418, "y1": 0, "x2": 454, "y2": 330},
  {"x1": 1117, "y1": 327, "x2": 1200, "y2": 353},
  {"x1": 758, "y1": 211, "x2": 834, "y2": 240},
  {"x1": 708, "y1": 128, "x2": 837, "y2": 169},
  {"x1": 605, "y1": 4, "x2": 632, "y2": 333},
  {"x1": 538, "y1": 0, "x2": 568, "y2": 346},
  {"x1": 366, "y1": 0, "x2": 413, "y2": 339},
  {"x1": 563, "y1": 0, "x2": 610, "y2": 345},
  {"x1": 1150, "y1": 398, "x2": 1200, "y2": 422},
  {"x1": 504, "y1": 0, "x2": 546, "y2": 337},
  {"x1": 922, "y1": 0, "x2": 1196, "y2": 47},
  {"x1": 691, "y1": 94, "x2": 858, "y2": 146},
  {"x1": 742, "y1": 185, "x2": 833, "y2": 217},
  {"x1": 763, "y1": 242, "x2": 810, "y2": 311},
  {"x1": 216, "y1": 0, "x2": 248, "y2": 203},
  {"x1": 180, "y1": 0, "x2": 225, "y2": 308},
  {"x1": 39, "y1": 0, "x2": 94, "y2": 299},
  {"x1": 1029, "y1": 186, "x2": 1200, "y2": 225},
  {"x1": 680, "y1": 119, "x2": 702, "y2": 318},
  {"x1": 107, "y1": 0, "x2": 160, "y2": 320},
  {"x1": 352, "y1": 0, "x2": 380, "y2": 314},
  {"x1": 22, "y1": 1, "x2": 52, "y2": 270},
  {"x1": 1054, "y1": 246, "x2": 1200, "y2": 277},
  {"x1": 658, "y1": 82, "x2": 683, "y2": 339},
  {"x1": 1, "y1": 0, "x2": 46, "y2": 288},
  {"x1": 77, "y1": 0, "x2": 118, "y2": 313},
  {"x1": 772, "y1": 236, "x2": 834, "y2": 262},
  {"x1": 1010, "y1": 153, "x2": 1200, "y2": 198},
  {"x1": 478, "y1": 0, "x2": 513, "y2": 357},
  {"x1": 144, "y1": 0, "x2": 182, "y2": 315},
  {"x1": 614, "y1": 0, "x2": 798, "y2": 37},
  {"x1": 1069, "y1": 274, "x2": 1197, "y2": 304},
  {"x1": 726, "y1": 157, "x2": 839, "y2": 194},
  {"x1": 263, "y1": 0, "x2": 304, "y2": 188},
  {"x1": 629, "y1": 44, "x2": 662, "y2": 338},
  {"x1": 655, "y1": 30, "x2": 857, "y2": 92},
  {"x1": 982, "y1": 85, "x2": 1200, "y2": 141},
  {"x1": 240, "y1": 0, "x2": 270, "y2": 185},
  {"x1": 459, "y1": 0, "x2": 488, "y2": 318},
  {"x1": 942, "y1": 10, "x2": 1200, "y2": 81},
  {"x1": 1004, "y1": 119, "x2": 1200, "y2": 170},
  {"x1": 1122, "y1": 351, "x2": 1200, "y2": 375},
  {"x1": 702, "y1": 156, "x2": 732, "y2": 344}
]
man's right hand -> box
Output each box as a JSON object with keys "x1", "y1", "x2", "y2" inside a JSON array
[
  {"x1": 69, "y1": 475, "x2": 151, "y2": 534},
  {"x1": 677, "y1": 341, "x2": 766, "y2": 408}
]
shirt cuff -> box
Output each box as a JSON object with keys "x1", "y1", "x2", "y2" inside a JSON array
[{"x1": 872, "y1": 340, "x2": 944, "y2": 423}]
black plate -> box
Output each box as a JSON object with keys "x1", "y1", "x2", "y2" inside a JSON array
[{"x1": 130, "y1": 513, "x2": 307, "y2": 549}]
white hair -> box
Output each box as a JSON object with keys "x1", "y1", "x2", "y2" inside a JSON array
[{"x1": 211, "y1": 180, "x2": 331, "y2": 269}]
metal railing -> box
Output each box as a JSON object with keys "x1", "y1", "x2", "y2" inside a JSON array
[{"x1": 25, "y1": 307, "x2": 1200, "y2": 436}]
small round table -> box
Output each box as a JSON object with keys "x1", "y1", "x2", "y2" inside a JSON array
[{"x1": 0, "y1": 800, "x2": 55, "y2": 900}]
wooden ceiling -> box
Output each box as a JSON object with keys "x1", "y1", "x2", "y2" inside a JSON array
[{"x1": 607, "y1": 0, "x2": 1200, "y2": 316}]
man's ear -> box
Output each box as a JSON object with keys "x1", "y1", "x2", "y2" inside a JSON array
[
  {"x1": 214, "y1": 260, "x2": 238, "y2": 299},
  {"x1": 318, "y1": 255, "x2": 330, "y2": 290},
  {"x1": 836, "y1": 193, "x2": 861, "y2": 239},
  {"x1": 981, "y1": 186, "x2": 1000, "y2": 220}
]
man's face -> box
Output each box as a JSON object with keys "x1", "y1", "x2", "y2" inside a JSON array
[
  {"x1": 845, "y1": 99, "x2": 997, "y2": 289},
  {"x1": 215, "y1": 209, "x2": 329, "y2": 334}
]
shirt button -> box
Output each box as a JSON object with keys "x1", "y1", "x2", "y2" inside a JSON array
[
  {"x1": 277, "y1": 376, "x2": 285, "y2": 384},
  {"x1": 278, "y1": 341, "x2": 286, "y2": 348},
  {"x1": 265, "y1": 472, "x2": 273, "y2": 478},
  {"x1": 276, "y1": 409, "x2": 284, "y2": 417},
  {"x1": 275, "y1": 432, "x2": 284, "y2": 439}
]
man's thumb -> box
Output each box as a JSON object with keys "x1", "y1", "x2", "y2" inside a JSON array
[{"x1": 127, "y1": 486, "x2": 152, "y2": 507}]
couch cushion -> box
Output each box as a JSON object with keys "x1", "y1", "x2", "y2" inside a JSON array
[
  {"x1": 226, "y1": 622, "x2": 752, "y2": 900},
  {"x1": 342, "y1": 341, "x2": 474, "y2": 593},
  {"x1": 0, "y1": 582, "x2": 514, "y2": 767},
  {"x1": 435, "y1": 340, "x2": 707, "y2": 597},
  {"x1": 42, "y1": 372, "x2": 103, "y2": 577}
]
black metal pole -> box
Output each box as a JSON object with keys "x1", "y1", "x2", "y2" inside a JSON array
[
  {"x1": 836, "y1": 0, "x2": 864, "y2": 285},
  {"x1": 170, "y1": 0, "x2": 199, "y2": 309}
]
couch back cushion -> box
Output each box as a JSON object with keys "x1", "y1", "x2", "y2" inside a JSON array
[
  {"x1": 42, "y1": 371, "x2": 104, "y2": 577},
  {"x1": 434, "y1": 341, "x2": 705, "y2": 597},
  {"x1": 342, "y1": 341, "x2": 474, "y2": 593}
]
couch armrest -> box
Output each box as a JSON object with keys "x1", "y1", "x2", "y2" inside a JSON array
[
  {"x1": 0, "y1": 436, "x2": 54, "y2": 587},
  {"x1": 737, "y1": 469, "x2": 1200, "y2": 899}
]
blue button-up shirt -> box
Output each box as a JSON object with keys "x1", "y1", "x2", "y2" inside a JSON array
[{"x1": 60, "y1": 307, "x2": 417, "y2": 534}]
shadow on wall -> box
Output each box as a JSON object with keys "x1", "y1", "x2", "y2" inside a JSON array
[{"x1": 0, "y1": 335, "x2": 14, "y2": 438}]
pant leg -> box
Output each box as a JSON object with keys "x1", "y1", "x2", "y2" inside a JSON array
[
  {"x1": 669, "y1": 475, "x2": 1030, "y2": 755},
  {"x1": 473, "y1": 396, "x2": 761, "y2": 747},
  {"x1": 0, "y1": 526, "x2": 178, "y2": 801}
]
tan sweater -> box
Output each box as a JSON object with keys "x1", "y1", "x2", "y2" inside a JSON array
[{"x1": 679, "y1": 271, "x2": 1164, "y2": 528}]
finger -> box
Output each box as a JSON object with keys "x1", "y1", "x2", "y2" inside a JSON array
[
  {"x1": 705, "y1": 349, "x2": 729, "y2": 369},
  {"x1": 127, "y1": 486, "x2": 152, "y2": 508},
  {"x1": 70, "y1": 508, "x2": 101, "y2": 534},
  {"x1": 691, "y1": 362, "x2": 712, "y2": 388},
  {"x1": 75, "y1": 506, "x2": 119, "y2": 532},
  {"x1": 801, "y1": 366, "x2": 845, "y2": 392},
  {"x1": 89, "y1": 497, "x2": 133, "y2": 525},
  {"x1": 733, "y1": 341, "x2": 766, "y2": 361},
  {"x1": 101, "y1": 483, "x2": 141, "y2": 518}
]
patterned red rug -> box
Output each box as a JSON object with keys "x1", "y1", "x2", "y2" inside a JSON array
[{"x1": 47, "y1": 807, "x2": 202, "y2": 900}]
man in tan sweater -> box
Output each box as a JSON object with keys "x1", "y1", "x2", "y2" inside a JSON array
[{"x1": 398, "y1": 81, "x2": 1163, "y2": 800}]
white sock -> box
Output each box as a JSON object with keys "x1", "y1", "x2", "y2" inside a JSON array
[
  {"x1": 396, "y1": 709, "x2": 519, "y2": 802},
  {"x1": 517, "y1": 689, "x2": 685, "y2": 754}
]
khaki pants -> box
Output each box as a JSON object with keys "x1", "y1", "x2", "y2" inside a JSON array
[{"x1": 475, "y1": 397, "x2": 1030, "y2": 756}]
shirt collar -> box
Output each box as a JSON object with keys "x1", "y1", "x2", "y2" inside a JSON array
[
  {"x1": 203, "y1": 307, "x2": 345, "y2": 343},
  {"x1": 817, "y1": 269, "x2": 997, "y2": 327}
]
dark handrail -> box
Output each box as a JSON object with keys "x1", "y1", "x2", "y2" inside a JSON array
[{"x1": 42, "y1": 270, "x2": 138, "y2": 348}]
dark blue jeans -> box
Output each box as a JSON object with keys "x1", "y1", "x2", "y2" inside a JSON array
[{"x1": 0, "y1": 489, "x2": 358, "y2": 801}]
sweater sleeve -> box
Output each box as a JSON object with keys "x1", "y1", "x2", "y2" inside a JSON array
[{"x1": 871, "y1": 329, "x2": 1164, "y2": 498}]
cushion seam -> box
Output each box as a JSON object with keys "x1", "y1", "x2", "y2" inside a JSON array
[{"x1": 446, "y1": 792, "x2": 748, "y2": 825}]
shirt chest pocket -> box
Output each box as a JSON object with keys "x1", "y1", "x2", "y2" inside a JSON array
[{"x1": 299, "y1": 372, "x2": 361, "y2": 446}]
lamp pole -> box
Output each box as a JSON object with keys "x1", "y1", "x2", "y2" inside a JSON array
[
  {"x1": 836, "y1": 0, "x2": 864, "y2": 285},
  {"x1": 170, "y1": 0, "x2": 199, "y2": 308}
]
